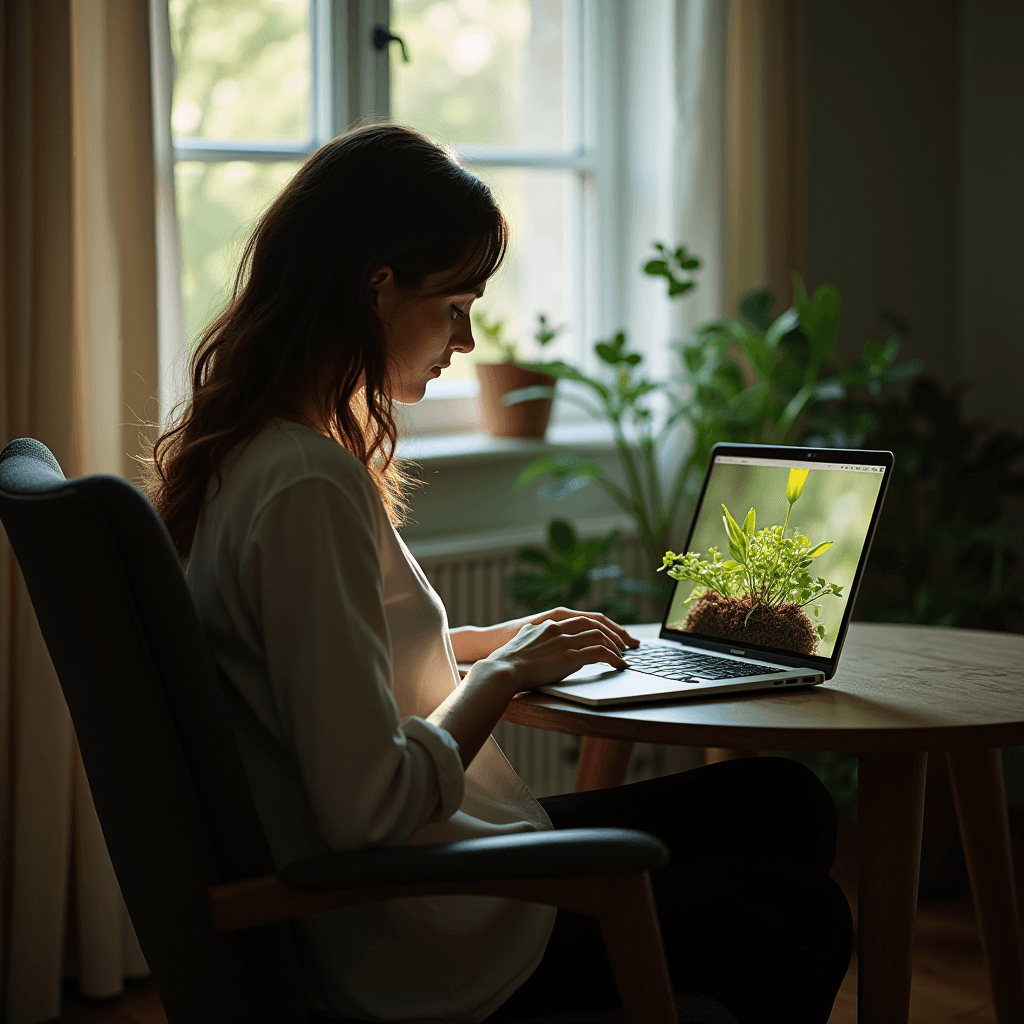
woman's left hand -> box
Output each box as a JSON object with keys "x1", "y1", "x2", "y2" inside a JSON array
[{"x1": 450, "y1": 607, "x2": 640, "y2": 664}]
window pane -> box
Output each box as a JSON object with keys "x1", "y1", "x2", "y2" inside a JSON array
[
  {"x1": 175, "y1": 161, "x2": 300, "y2": 344},
  {"x1": 169, "y1": 0, "x2": 311, "y2": 143},
  {"x1": 429, "y1": 167, "x2": 576, "y2": 386},
  {"x1": 390, "y1": 0, "x2": 575, "y2": 150}
]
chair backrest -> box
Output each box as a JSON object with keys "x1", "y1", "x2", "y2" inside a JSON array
[{"x1": 0, "y1": 439, "x2": 307, "y2": 1024}]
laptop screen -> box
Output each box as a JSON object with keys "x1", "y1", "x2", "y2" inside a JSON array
[{"x1": 662, "y1": 447, "x2": 890, "y2": 664}]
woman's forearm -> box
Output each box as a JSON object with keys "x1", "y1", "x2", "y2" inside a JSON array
[
  {"x1": 427, "y1": 661, "x2": 517, "y2": 769},
  {"x1": 449, "y1": 620, "x2": 529, "y2": 663}
]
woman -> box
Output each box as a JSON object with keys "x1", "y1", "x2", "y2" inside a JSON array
[{"x1": 147, "y1": 123, "x2": 852, "y2": 1024}]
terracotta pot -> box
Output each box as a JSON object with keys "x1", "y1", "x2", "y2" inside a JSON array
[{"x1": 475, "y1": 362, "x2": 557, "y2": 439}]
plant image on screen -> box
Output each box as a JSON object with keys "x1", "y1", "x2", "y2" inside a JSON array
[{"x1": 660, "y1": 468, "x2": 844, "y2": 655}]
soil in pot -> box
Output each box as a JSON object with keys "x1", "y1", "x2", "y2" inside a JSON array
[
  {"x1": 683, "y1": 591, "x2": 820, "y2": 656},
  {"x1": 476, "y1": 362, "x2": 556, "y2": 439}
]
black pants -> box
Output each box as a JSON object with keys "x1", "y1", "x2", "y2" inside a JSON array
[{"x1": 485, "y1": 757, "x2": 853, "y2": 1024}]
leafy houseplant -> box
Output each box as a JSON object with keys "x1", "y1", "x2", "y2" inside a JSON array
[
  {"x1": 660, "y1": 468, "x2": 843, "y2": 655},
  {"x1": 504, "y1": 519, "x2": 660, "y2": 625},
  {"x1": 816, "y1": 375, "x2": 1024, "y2": 633},
  {"x1": 517, "y1": 243, "x2": 921, "y2": 583},
  {"x1": 474, "y1": 313, "x2": 564, "y2": 439}
]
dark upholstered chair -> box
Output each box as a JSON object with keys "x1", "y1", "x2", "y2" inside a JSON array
[{"x1": 0, "y1": 438, "x2": 738, "y2": 1024}]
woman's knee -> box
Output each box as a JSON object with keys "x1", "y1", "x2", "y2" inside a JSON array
[{"x1": 693, "y1": 756, "x2": 840, "y2": 869}]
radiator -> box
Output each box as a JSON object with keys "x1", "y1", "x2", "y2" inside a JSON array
[{"x1": 415, "y1": 535, "x2": 701, "y2": 797}]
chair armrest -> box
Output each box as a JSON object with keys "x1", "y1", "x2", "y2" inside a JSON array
[
  {"x1": 279, "y1": 827, "x2": 668, "y2": 891},
  {"x1": 209, "y1": 828, "x2": 668, "y2": 933}
]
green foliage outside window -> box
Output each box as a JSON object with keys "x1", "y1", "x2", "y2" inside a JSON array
[{"x1": 169, "y1": 0, "x2": 312, "y2": 346}]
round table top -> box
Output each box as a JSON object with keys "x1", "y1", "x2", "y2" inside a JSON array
[{"x1": 501, "y1": 622, "x2": 1024, "y2": 752}]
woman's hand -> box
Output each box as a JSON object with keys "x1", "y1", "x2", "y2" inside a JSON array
[
  {"x1": 450, "y1": 607, "x2": 639, "y2": 664},
  {"x1": 467, "y1": 613, "x2": 633, "y2": 699},
  {"x1": 432, "y1": 611, "x2": 637, "y2": 769}
]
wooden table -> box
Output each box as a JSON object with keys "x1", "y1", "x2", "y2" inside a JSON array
[{"x1": 501, "y1": 622, "x2": 1024, "y2": 1024}]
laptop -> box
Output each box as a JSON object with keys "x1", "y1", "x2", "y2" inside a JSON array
[{"x1": 537, "y1": 442, "x2": 893, "y2": 706}]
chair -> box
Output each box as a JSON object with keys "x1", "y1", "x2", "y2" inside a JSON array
[{"x1": 0, "y1": 438, "x2": 738, "y2": 1024}]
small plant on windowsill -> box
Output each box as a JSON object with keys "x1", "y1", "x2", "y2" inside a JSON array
[{"x1": 475, "y1": 312, "x2": 564, "y2": 439}]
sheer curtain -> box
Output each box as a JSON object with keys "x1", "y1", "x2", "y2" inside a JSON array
[
  {"x1": 724, "y1": 0, "x2": 807, "y2": 316},
  {"x1": 1, "y1": 1, "x2": 160, "y2": 1019}
]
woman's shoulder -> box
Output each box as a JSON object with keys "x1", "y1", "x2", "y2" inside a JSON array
[{"x1": 224, "y1": 418, "x2": 383, "y2": 519}]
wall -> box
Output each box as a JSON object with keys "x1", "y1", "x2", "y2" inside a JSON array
[
  {"x1": 804, "y1": 0, "x2": 961, "y2": 382},
  {"x1": 804, "y1": 0, "x2": 1024, "y2": 434},
  {"x1": 958, "y1": 0, "x2": 1024, "y2": 431}
]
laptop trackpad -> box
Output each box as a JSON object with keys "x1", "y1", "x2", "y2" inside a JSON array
[{"x1": 562, "y1": 662, "x2": 623, "y2": 682}]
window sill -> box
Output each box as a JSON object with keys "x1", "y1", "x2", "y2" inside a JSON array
[{"x1": 397, "y1": 421, "x2": 617, "y2": 467}]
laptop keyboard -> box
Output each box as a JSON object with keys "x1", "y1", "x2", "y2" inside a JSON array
[{"x1": 623, "y1": 645, "x2": 776, "y2": 681}]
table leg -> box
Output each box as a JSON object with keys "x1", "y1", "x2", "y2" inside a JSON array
[
  {"x1": 946, "y1": 748, "x2": 1024, "y2": 1024},
  {"x1": 575, "y1": 737, "x2": 633, "y2": 792},
  {"x1": 857, "y1": 751, "x2": 927, "y2": 1024}
]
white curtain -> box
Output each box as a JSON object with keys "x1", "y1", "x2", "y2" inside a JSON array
[
  {"x1": 616, "y1": 0, "x2": 727, "y2": 380},
  {"x1": 724, "y1": 0, "x2": 807, "y2": 315},
  {"x1": 673, "y1": 0, "x2": 728, "y2": 337},
  {"x1": 1, "y1": 1, "x2": 160, "y2": 1019},
  {"x1": 150, "y1": 0, "x2": 188, "y2": 424}
]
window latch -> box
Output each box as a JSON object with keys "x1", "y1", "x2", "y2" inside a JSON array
[{"x1": 371, "y1": 25, "x2": 409, "y2": 63}]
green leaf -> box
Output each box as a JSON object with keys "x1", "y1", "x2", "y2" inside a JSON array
[
  {"x1": 721, "y1": 505, "x2": 748, "y2": 560},
  {"x1": 765, "y1": 307, "x2": 800, "y2": 351},
  {"x1": 548, "y1": 519, "x2": 577, "y2": 555},
  {"x1": 806, "y1": 541, "x2": 834, "y2": 558},
  {"x1": 862, "y1": 338, "x2": 884, "y2": 366},
  {"x1": 816, "y1": 624, "x2": 826, "y2": 639},
  {"x1": 814, "y1": 378, "x2": 846, "y2": 401},
  {"x1": 778, "y1": 382, "x2": 816, "y2": 437},
  {"x1": 881, "y1": 359, "x2": 924, "y2": 382},
  {"x1": 501, "y1": 385, "x2": 557, "y2": 406},
  {"x1": 797, "y1": 283, "x2": 839, "y2": 360},
  {"x1": 742, "y1": 507, "x2": 756, "y2": 536},
  {"x1": 518, "y1": 547, "x2": 552, "y2": 567},
  {"x1": 643, "y1": 259, "x2": 668, "y2": 276},
  {"x1": 517, "y1": 360, "x2": 610, "y2": 401},
  {"x1": 737, "y1": 288, "x2": 775, "y2": 331},
  {"x1": 516, "y1": 456, "x2": 566, "y2": 489}
]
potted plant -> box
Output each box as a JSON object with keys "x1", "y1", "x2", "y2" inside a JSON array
[
  {"x1": 474, "y1": 313, "x2": 562, "y2": 438},
  {"x1": 659, "y1": 467, "x2": 844, "y2": 654}
]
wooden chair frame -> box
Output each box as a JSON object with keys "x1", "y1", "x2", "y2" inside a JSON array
[{"x1": 209, "y1": 870, "x2": 677, "y2": 1024}]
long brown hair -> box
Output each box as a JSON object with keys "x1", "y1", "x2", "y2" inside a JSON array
[{"x1": 145, "y1": 123, "x2": 507, "y2": 558}]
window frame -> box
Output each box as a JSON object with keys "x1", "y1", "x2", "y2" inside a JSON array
[{"x1": 171, "y1": 0, "x2": 625, "y2": 435}]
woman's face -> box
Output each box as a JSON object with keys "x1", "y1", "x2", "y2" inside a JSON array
[{"x1": 370, "y1": 266, "x2": 482, "y2": 403}]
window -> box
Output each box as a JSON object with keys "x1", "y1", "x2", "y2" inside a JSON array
[{"x1": 169, "y1": 0, "x2": 621, "y2": 433}]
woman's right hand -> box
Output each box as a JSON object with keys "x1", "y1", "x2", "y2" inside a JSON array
[{"x1": 471, "y1": 615, "x2": 630, "y2": 697}]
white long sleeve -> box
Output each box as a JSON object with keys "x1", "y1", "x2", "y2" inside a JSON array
[
  {"x1": 242, "y1": 475, "x2": 464, "y2": 849},
  {"x1": 187, "y1": 419, "x2": 554, "y2": 1023}
]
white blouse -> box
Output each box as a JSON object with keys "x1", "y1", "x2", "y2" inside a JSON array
[{"x1": 187, "y1": 418, "x2": 555, "y2": 1022}]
